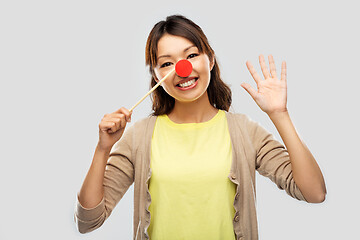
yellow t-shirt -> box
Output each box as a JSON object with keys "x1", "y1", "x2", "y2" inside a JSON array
[{"x1": 148, "y1": 110, "x2": 236, "y2": 240}]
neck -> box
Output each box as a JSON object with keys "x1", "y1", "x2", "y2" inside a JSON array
[{"x1": 168, "y1": 93, "x2": 218, "y2": 123}]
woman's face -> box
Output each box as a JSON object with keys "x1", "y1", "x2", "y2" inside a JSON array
[{"x1": 154, "y1": 34, "x2": 214, "y2": 103}]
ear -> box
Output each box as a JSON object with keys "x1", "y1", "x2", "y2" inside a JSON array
[
  {"x1": 209, "y1": 56, "x2": 215, "y2": 71},
  {"x1": 152, "y1": 69, "x2": 160, "y2": 83}
]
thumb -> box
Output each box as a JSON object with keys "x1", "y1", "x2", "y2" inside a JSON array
[{"x1": 241, "y1": 82, "x2": 258, "y2": 100}]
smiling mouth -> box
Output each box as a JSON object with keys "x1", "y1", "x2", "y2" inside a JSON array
[{"x1": 176, "y1": 78, "x2": 198, "y2": 88}]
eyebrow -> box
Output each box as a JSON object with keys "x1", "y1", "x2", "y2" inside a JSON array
[{"x1": 157, "y1": 45, "x2": 197, "y2": 60}]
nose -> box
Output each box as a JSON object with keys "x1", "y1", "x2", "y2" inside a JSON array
[{"x1": 175, "y1": 59, "x2": 193, "y2": 77}]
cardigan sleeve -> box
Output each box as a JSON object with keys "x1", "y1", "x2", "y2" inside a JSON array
[
  {"x1": 247, "y1": 117, "x2": 308, "y2": 202},
  {"x1": 74, "y1": 124, "x2": 135, "y2": 234}
]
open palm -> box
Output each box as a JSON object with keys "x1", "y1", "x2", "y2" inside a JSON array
[{"x1": 241, "y1": 54, "x2": 288, "y2": 115}]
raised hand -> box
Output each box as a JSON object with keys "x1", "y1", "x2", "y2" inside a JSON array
[
  {"x1": 241, "y1": 54, "x2": 288, "y2": 115},
  {"x1": 98, "y1": 107, "x2": 132, "y2": 151}
]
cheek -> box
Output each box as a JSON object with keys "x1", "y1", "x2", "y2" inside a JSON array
[
  {"x1": 160, "y1": 81, "x2": 174, "y2": 94},
  {"x1": 154, "y1": 68, "x2": 173, "y2": 82},
  {"x1": 192, "y1": 58, "x2": 211, "y2": 74}
]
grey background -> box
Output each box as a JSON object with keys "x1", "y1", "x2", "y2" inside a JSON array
[{"x1": 1, "y1": 0, "x2": 359, "y2": 239}]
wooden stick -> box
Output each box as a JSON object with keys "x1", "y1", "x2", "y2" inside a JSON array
[{"x1": 129, "y1": 68, "x2": 175, "y2": 112}]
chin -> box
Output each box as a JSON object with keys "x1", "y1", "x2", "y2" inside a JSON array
[{"x1": 173, "y1": 92, "x2": 207, "y2": 103}]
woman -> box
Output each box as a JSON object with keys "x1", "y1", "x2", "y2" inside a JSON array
[{"x1": 74, "y1": 15, "x2": 326, "y2": 240}]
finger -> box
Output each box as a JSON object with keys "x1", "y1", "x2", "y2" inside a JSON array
[
  {"x1": 108, "y1": 119, "x2": 123, "y2": 134},
  {"x1": 102, "y1": 113, "x2": 123, "y2": 123},
  {"x1": 107, "y1": 113, "x2": 124, "y2": 119},
  {"x1": 106, "y1": 117, "x2": 123, "y2": 131},
  {"x1": 246, "y1": 61, "x2": 262, "y2": 85},
  {"x1": 241, "y1": 82, "x2": 258, "y2": 100},
  {"x1": 268, "y1": 55, "x2": 277, "y2": 79},
  {"x1": 119, "y1": 115, "x2": 127, "y2": 129},
  {"x1": 105, "y1": 115, "x2": 126, "y2": 130},
  {"x1": 100, "y1": 115, "x2": 126, "y2": 133},
  {"x1": 114, "y1": 107, "x2": 132, "y2": 122},
  {"x1": 109, "y1": 113, "x2": 131, "y2": 123},
  {"x1": 99, "y1": 121, "x2": 116, "y2": 132},
  {"x1": 110, "y1": 122, "x2": 118, "y2": 133},
  {"x1": 281, "y1": 61, "x2": 287, "y2": 82},
  {"x1": 259, "y1": 54, "x2": 271, "y2": 79}
]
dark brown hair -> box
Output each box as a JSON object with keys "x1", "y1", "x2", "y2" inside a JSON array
[{"x1": 145, "y1": 15, "x2": 232, "y2": 115}]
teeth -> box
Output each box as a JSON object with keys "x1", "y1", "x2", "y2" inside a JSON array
[{"x1": 179, "y1": 79, "x2": 196, "y2": 88}]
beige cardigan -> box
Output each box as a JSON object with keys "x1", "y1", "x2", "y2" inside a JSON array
[{"x1": 74, "y1": 112, "x2": 307, "y2": 240}]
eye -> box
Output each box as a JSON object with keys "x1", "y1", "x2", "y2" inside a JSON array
[
  {"x1": 187, "y1": 53, "x2": 199, "y2": 59},
  {"x1": 160, "y1": 62, "x2": 172, "y2": 68}
]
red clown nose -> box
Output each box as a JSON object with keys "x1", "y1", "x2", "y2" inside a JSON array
[{"x1": 175, "y1": 59, "x2": 193, "y2": 77}]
